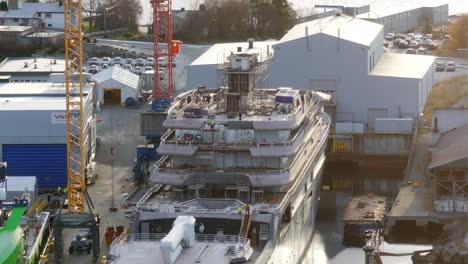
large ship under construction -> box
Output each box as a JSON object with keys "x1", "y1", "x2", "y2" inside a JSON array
[{"x1": 108, "y1": 47, "x2": 331, "y2": 264}]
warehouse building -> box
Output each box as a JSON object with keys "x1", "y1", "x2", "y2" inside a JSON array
[
  {"x1": 0, "y1": 81, "x2": 96, "y2": 189},
  {"x1": 188, "y1": 14, "x2": 435, "y2": 128},
  {"x1": 92, "y1": 66, "x2": 139, "y2": 107},
  {"x1": 0, "y1": 57, "x2": 65, "y2": 82}
]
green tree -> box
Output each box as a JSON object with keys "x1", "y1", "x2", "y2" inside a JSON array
[{"x1": 0, "y1": 0, "x2": 8, "y2": 11}]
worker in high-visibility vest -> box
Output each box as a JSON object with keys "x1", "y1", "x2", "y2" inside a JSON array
[
  {"x1": 57, "y1": 187, "x2": 62, "y2": 196},
  {"x1": 209, "y1": 119, "x2": 215, "y2": 129}
]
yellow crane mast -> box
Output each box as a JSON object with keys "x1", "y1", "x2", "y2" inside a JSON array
[{"x1": 64, "y1": 0, "x2": 85, "y2": 213}]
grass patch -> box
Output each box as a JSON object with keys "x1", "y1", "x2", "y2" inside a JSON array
[{"x1": 423, "y1": 75, "x2": 468, "y2": 126}]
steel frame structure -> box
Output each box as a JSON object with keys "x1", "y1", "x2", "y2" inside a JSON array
[
  {"x1": 151, "y1": 0, "x2": 174, "y2": 99},
  {"x1": 64, "y1": 0, "x2": 86, "y2": 213}
]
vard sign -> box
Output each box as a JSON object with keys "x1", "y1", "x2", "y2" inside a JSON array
[{"x1": 51, "y1": 112, "x2": 66, "y2": 124}]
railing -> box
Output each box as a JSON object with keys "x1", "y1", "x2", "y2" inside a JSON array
[{"x1": 110, "y1": 233, "x2": 251, "y2": 259}]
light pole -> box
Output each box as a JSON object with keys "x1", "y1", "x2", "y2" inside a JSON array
[
  {"x1": 109, "y1": 146, "x2": 117, "y2": 212},
  {"x1": 104, "y1": 4, "x2": 117, "y2": 35}
]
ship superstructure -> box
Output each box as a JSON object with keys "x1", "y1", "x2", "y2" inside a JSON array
[{"x1": 109, "y1": 48, "x2": 331, "y2": 264}]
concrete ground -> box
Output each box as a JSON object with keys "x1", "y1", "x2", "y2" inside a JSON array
[{"x1": 46, "y1": 104, "x2": 146, "y2": 264}]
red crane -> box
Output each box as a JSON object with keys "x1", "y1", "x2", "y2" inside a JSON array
[{"x1": 151, "y1": 0, "x2": 181, "y2": 99}]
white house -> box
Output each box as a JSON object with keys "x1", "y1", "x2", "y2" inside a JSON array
[{"x1": 1, "y1": 2, "x2": 64, "y2": 30}]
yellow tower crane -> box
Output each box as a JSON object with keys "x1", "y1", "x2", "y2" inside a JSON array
[
  {"x1": 64, "y1": 0, "x2": 86, "y2": 213},
  {"x1": 53, "y1": 0, "x2": 99, "y2": 262}
]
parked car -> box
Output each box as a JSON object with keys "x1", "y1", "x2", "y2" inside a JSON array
[
  {"x1": 124, "y1": 64, "x2": 133, "y2": 71},
  {"x1": 101, "y1": 57, "x2": 111, "y2": 66},
  {"x1": 406, "y1": 48, "x2": 417, "y2": 54},
  {"x1": 427, "y1": 42, "x2": 438, "y2": 50},
  {"x1": 395, "y1": 34, "x2": 405, "y2": 40},
  {"x1": 446, "y1": 61, "x2": 456, "y2": 72},
  {"x1": 88, "y1": 65, "x2": 98, "y2": 74},
  {"x1": 435, "y1": 62, "x2": 445, "y2": 71},
  {"x1": 397, "y1": 39, "x2": 408, "y2": 49},
  {"x1": 384, "y1": 33, "x2": 395, "y2": 41},
  {"x1": 144, "y1": 66, "x2": 153, "y2": 72},
  {"x1": 112, "y1": 57, "x2": 123, "y2": 66},
  {"x1": 424, "y1": 34, "x2": 433, "y2": 39},
  {"x1": 89, "y1": 57, "x2": 99, "y2": 66},
  {"x1": 101, "y1": 64, "x2": 109, "y2": 70},
  {"x1": 133, "y1": 66, "x2": 144, "y2": 75},
  {"x1": 417, "y1": 47, "x2": 428, "y2": 55},
  {"x1": 444, "y1": 34, "x2": 452, "y2": 41},
  {"x1": 158, "y1": 57, "x2": 167, "y2": 67},
  {"x1": 125, "y1": 58, "x2": 133, "y2": 65},
  {"x1": 134, "y1": 58, "x2": 145, "y2": 66},
  {"x1": 409, "y1": 41, "x2": 419, "y2": 49},
  {"x1": 158, "y1": 71, "x2": 164, "y2": 80}
]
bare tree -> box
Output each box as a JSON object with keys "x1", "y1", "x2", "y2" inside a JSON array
[{"x1": 82, "y1": 0, "x2": 99, "y2": 32}]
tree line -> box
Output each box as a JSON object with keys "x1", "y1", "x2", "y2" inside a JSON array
[
  {"x1": 83, "y1": 0, "x2": 142, "y2": 33},
  {"x1": 174, "y1": 0, "x2": 297, "y2": 43}
]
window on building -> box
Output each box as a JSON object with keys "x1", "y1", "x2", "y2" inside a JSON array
[
  {"x1": 13, "y1": 18, "x2": 19, "y2": 22},
  {"x1": 45, "y1": 13, "x2": 51, "y2": 18},
  {"x1": 37, "y1": 12, "x2": 41, "y2": 17},
  {"x1": 304, "y1": 184, "x2": 307, "y2": 193},
  {"x1": 48, "y1": 24, "x2": 52, "y2": 27}
]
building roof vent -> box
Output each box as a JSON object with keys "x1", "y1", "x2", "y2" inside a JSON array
[
  {"x1": 335, "y1": 10, "x2": 342, "y2": 16},
  {"x1": 34, "y1": 64, "x2": 37, "y2": 69},
  {"x1": 53, "y1": 59, "x2": 57, "y2": 64},
  {"x1": 33, "y1": 57, "x2": 37, "y2": 63},
  {"x1": 24, "y1": 62, "x2": 28, "y2": 68},
  {"x1": 237, "y1": 46, "x2": 242, "y2": 52}
]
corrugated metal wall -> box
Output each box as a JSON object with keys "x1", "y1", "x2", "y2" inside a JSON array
[{"x1": 2, "y1": 144, "x2": 67, "y2": 188}]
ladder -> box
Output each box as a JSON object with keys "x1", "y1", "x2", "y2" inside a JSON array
[{"x1": 238, "y1": 212, "x2": 253, "y2": 239}]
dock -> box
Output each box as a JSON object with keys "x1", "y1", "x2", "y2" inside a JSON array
[{"x1": 386, "y1": 128, "x2": 440, "y2": 237}]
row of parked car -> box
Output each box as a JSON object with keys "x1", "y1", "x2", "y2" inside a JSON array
[
  {"x1": 384, "y1": 32, "x2": 441, "y2": 53},
  {"x1": 87, "y1": 56, "x2": 174, "y2": 76},
  {"x1": 435, "y1": 61, "x2": 456, "y2": 72}
]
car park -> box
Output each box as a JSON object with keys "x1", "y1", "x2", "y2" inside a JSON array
[
  {"x1": 395, "y1": 34, "x2": 405, "y2": 40},
  {"x1": 125, "y1": 58, "x2": 133, "y2": 65},
  {"x1": 88, "y1": 65, "x2": 98, "y2": 74},
  {"x1": 424, "y1": 34, "x2": 433, "y2": 39},
  {"x1": 435, "y1": 62, "x2": 445, "y2": 71},
  {"x1": 89, "y1": 57, "x2": 99, "y2": 66},
  {"x1": 144, "y1": 66, "x2": 153, "y2": 72},
  {"x1": 158, "y1": 57, "x2": 167, "y2": 67},
  {"x1": 427, "y1": 42, "x2": 438, "y2": 50},
  {"x1": 101, "y1": 64, "x2": 109, "y2": 70},
  {"x1": 446, "y1": 61, "x2": 456, "y2": 72},
  {"x1": 101, "y1": 57, "x2": 111, "y2": 65}
]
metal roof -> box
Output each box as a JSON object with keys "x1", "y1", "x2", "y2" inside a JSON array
[
  {"x1": 370, "y1": 53, "x2": 435, "y2": 79},
  {"x1": 0, "y1": 57, "x2": 65, "y2": 73},
  {"x1": 0, "y1": 25, "x2": 32, "y2": 32},
  {"x1": 0, "y1": 97, "x2": 67, "y2": 111},
  {"x1": 429, "y1": 123, "x2": 468, "y2": 169},
  {"x1": 92, "y1": 66, "x2": 139, "y2": 89},
  {"x1": 356, "y1": 1, "x2": 447, "y2": 19},
  {"x1": 278, "y1": 15, "x2": 383, "y2": 47},
  {"x1": 0, "y1": 82, "x2": 93, "y2": 96},
  {"x1": 190, "y1": 40, "x2": 276, "y2": 66}
]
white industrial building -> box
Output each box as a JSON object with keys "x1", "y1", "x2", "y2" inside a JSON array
[
  {"x1": 0, "y1": 81, "x2": 96, "y2": 189},
  {"x1": 0, "y1": 57, "x2": 65, "y2": 82},
  {"x1": 92, "y1": 66, "x2": 139, "y2": 106},
  {"x1": 187, "y1": 14, "x2": 435, "y2": 128}
]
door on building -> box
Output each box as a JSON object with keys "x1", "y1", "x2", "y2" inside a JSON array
[
  {"x1": 103, "y1": 88, "x2": 121, "y2": 105},
  {"x1": 2, "y1": 144, "x2": 67, "y2": 189},
  {"x1": 367, "y1": 108, "x2": 388, "y2": 130}
]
